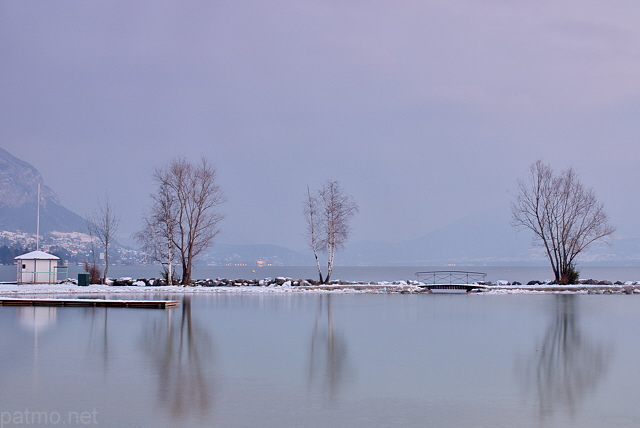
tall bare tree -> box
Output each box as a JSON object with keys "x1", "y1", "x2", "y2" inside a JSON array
[
  {"x1": 304, "y1": 181, "x2": 358, "y2": 283},
  {"x1": 512, "y1": 160, "x2": 615, "y2": 284},
  {"x1": 140, "y1": 157, "x2": 224, "y2": 285},
  {"x1": 134, "y1": 182, "x2": 178, "y2": 284},
  {"x1": 87, "y1": 194, "x2": 120, "y2": 284},
  {"x1": 304, "y1": 185, "x2": 324, "y2": 283}
]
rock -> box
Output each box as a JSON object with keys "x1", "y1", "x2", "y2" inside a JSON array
[
  {"x1": 598, "y1": 280, "x2": 613, "y2": 285},
  {"x1": 112, "y1": 278, "x2": 133, "y2": 286}
]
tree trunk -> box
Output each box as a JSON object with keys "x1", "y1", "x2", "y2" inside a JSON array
[
  {"x1": 181, "y1": 256, "x2": 189, "y2": 285},
  {"x1": 314, "y1": 249, "x2": 324, "y2": 284},
  {"x1": 325, "y1": 245, "x2": 335, "y2": 284},
  {"x1": 102, "y1": 245, "x2": 109, "y2": 284}
]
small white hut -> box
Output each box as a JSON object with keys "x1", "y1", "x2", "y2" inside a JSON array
[{"x1": 14, "y1": 251, "x2": 61, "y2": 284}]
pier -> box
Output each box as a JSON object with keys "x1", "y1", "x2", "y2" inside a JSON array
[{"x1": 0, "y1": 298, "x2": 180, "y2": 309}]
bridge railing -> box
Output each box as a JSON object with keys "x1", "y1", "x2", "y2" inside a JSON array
[{"x1": 415, "y1": 270, "x2": 487, "y2": 285}]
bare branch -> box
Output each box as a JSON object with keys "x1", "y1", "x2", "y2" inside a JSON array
[
  {"x1": 138, "y1": 157, "x2": 225, "y2": 285},
  {"x1": 86, "y1": 194, "x2": 120, "y2": 284},
  {"x1": 304, "y1": 180, "x2": 358, "y2": 283},
  {"x1": 512, "y1": 160, "x2": 615, "y2": 284}
]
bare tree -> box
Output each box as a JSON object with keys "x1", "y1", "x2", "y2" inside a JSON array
[
  {"x1": 86, "y1": 194, "x2": 120, "y2": 284},
  {"x1": 135, "y1": 182, "x2": 178, "y2": 285},
  {"x1": 140, "y1": 157, "x2": 224, "y2": 285},
  {"x1": 304, "y1": 186, "x2": 324, "y2": 283},
  {"x1": 304, "y1": 181, "x2": 358, "y2": 283},
  {"x1": 512, "y1": 160, "x2": 615, "y2": 284}
]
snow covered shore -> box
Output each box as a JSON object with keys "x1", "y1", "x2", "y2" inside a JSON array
[
  {"x1": 0, "y1": 282, "x2": 418, "y2": 295},
  {"x1": 1, "y1": 279, "x2": 640, "y2": 295}
]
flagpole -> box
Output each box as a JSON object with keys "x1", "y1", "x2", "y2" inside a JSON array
[{"x1": 36, "y1": 183, "x2": 40, "y2": 251}]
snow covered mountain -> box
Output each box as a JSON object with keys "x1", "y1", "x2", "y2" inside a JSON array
[{"x1": 0, "y1": 147, "x2": 86, "y2": 234}]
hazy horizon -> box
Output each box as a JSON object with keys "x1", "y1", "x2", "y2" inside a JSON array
[{"x1": 2, "y1": 1, "x2": 640, "y2": 258}]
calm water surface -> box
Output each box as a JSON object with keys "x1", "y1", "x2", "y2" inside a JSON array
[
  {"x1": 1, "y1": 293, "x2": 639, "y2": 427},
  {"x1": 4, "y1": 264, "x2": 640, "y2": 283}
]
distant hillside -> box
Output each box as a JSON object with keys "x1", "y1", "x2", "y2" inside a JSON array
[
  {"x1": 0, "y1": 147, "x2": 86, "y2": 234},
  {"x1": 340, "y1": 209, "x2": 640, "y2": 266},
  {"x1": 339, "y1": 209, "x2": 532, "y2": 265}
]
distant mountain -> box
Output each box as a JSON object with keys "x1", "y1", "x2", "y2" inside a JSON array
[
  {"x1": 340, "y1": 209, "x2": 640, "y2": 266},
  {"x1": 0, "y1": 147, "x2": 86, "y2": 234},
  {"x1": 340, "y1": 209, "x2": 534, "y2": 265}
]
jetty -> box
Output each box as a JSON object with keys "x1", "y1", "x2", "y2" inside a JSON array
[
  {"x1": 416, "y1": 270, "x2": 488, "y2": 293},
  {"x1": 0, "y1": 298, "x2": 180, "y2": 309}
]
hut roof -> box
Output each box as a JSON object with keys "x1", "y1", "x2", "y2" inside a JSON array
[{"x1": 14, "y1": 250, "x2": 60, "y2": 261}]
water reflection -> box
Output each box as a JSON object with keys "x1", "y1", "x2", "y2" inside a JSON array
[
  {"x1": 86, "y1": 307, "x2": 111, "y2": 373},
  {"x1": 18, "y1": 306, "x2": 57, "y2": 332},
  {"x1": 518, "y1": 295, "x2": 610, "y2": 422},
  {"x1": 308, "y1": 295, "x2": 349, "y2": 399},
  {"x1": 18, "y1": 307, "x2": 58, "y2": 389},
  {"x1": 142, "y1": 296, "x2": 215, "y2": 421}
]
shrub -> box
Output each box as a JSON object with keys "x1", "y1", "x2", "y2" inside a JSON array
[
  {"x1": 565, "y1": 264, "x2": 580, "y2": 284},
  {"x1": 84, "y1": 260, "x2": 103, "y2": 284},
  {"x1": 161, "y1": 266, "x2": 179, "y2": 285}
]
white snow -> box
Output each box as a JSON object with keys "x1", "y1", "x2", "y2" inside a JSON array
[
  {"x1": 0, "y1": 283, "x2": 414, "y2": 295},
  {"x1": 0, "y1": 281, "x2": 638, "y2": 295}
]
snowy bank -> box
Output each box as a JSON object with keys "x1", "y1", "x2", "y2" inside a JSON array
[
  {"x1": 0, "y1": 282, "x2": 421, "y2": 295},
  {"x1": 2, "y1": 276, "x2": 640, "y2": 295}
]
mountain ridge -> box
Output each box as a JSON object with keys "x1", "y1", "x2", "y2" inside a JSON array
[
  {"x1": 2, "y1": 147, "x2": 637, "y2": 266},
  {"x1": 0, "y1": 147, "x2": 86, "y2": 234}
]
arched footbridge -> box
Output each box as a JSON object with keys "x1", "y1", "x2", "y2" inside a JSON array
[{"x1": 415, "y1": 271, "x2": 488, "y2": 293}]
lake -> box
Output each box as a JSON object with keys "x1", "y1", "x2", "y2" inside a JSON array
[
  {"x1": 3, "y1": 264, "x2": 640, "y2": 284},
  {"x1": 1, "y1": 293, "x2": 639, "y2": 427}
]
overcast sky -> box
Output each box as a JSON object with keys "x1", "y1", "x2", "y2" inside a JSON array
[{"x1": 2, "y1": 0, "x2": 639, "y2": 251}]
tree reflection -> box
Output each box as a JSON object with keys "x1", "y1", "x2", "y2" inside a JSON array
[
  {"x1": 86, "y1": 307, "x2": 110, "y2": 373},
  {"x1": 308, "y1": 295, "x2": 349, "y2": 399},
  {"x1": 518, "y1": 295, "x2": 610, "y2": 422},
  {"x1": 143, "y1": 296, "x2": 214, "y2": 420}
]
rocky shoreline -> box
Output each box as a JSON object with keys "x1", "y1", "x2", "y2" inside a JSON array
[
  {"x1": 44, "y1": 276, "x2": 640, "y2": 294},
  {"x1": 64, "y1": 276, "x2": 424, "y2": 288}
]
